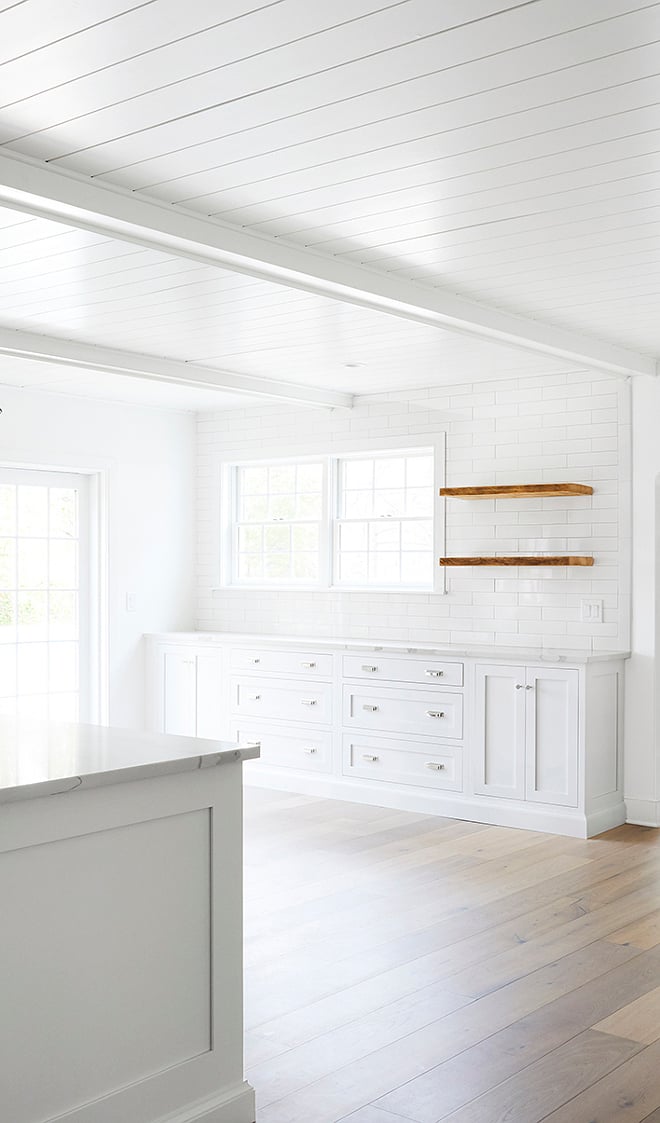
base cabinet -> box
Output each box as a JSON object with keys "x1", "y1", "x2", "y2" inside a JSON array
[
  {"x1": 146, "y1": 635, "x2": 626, "y2": 838},
  {"x1": 474, "y1": 664, "x2": 579, "y2": 807}
]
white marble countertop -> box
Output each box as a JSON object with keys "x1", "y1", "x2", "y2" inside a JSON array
[
  {"x1": 145, "y1": 631, "x2": 629, "y2": 664},
  {"x1": 0, "y1": 718, "x2": 260, "y2": 805}
]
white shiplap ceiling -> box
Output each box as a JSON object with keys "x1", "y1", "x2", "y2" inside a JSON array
[{"x1": 0, "y1": 0, "x2": 658, "y2": 407}]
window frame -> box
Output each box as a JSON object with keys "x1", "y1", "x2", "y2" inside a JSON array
[{"x1": 219, "y1": 436, "x2": 445, "y2": 594}]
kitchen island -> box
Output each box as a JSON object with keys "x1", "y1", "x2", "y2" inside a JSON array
[{"x1": 0, "y1": 717, "x2": 259, "y2": 1123}]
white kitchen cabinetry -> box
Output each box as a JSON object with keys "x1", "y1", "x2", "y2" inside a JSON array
[
  {"x1": 145, "y1": 634, "x2": 627, "y2": 838},
  {"x1": 474, "y1": 664, "x2": 578, "y2": 807},
  {"x1": 150, "y1": 644, "x2": 223, "y2": 740}
]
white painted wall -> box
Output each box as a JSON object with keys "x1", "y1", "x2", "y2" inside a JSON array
[
  {"x1": 626, "y1": 375, "x2": 660, "y2": 825},
  {"x1": 0, "y1": 385, "x2": 196, "y2": 729},
  {"x1": 197, "y1": 370, "x2": 630, "y2": 651}
]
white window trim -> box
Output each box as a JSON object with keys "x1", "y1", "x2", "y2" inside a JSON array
[{"x1": 217, "y1": 435, "x2": 446, "y2": 595}]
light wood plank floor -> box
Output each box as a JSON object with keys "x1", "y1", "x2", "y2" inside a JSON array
[{"x1": 243, "y1": 788, "x2": 660, "y2": 1123}]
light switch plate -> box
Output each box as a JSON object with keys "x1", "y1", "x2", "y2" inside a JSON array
[
  {"x1": 125, "y1": 592, "x2": 137, "y2": 613},
  {"x1": 580, "y1": 598, "x2": 603, "y2": 623}
]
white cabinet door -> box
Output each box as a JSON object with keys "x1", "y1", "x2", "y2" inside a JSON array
[
  {"x1": 474, "y1": 664, "x2": 526, "y2": 800},
  {"x1": 525, "y1": 667, "x2": 579, "y2": 807},
  {"x1": 196, "y1": 652, "x2": 223, "y2": 740},
  {"x1": 163, "y1": 650, "x2": 197, "y2": 737}
]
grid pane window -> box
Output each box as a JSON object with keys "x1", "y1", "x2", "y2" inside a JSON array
[
  {"x1": 0, "y1": 476, "x2": 83, "y2": 723},
  {"x1": 336, "y1": 453, "x2": 434, "y2": 587},
  {"x1": 235, "y1": 462, "x2": 323, "y2": 584}
]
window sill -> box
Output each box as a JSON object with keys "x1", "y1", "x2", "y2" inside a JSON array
[{"x1": 211, "y1": 585, "x2": 439, "y2": 595}]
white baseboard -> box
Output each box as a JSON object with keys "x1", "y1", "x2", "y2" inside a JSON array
[
  {"x1": 246, "y1": 767, "x2": 598, "y2": 837},
  {"x1": 587, "y1": 802, "x2": 628, "y2": 837},
  {"x1": 158, "y1": 1083, "x2": 255, "y2": 1123},
  {"x1": 625, "y1": 798, "x2": 660, "y2": 827}
]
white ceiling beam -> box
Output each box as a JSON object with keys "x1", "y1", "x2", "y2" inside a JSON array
[
  {"x1": 0, "y1": 150, "x2": 655, "y2": 379},
  {"x1": 0, "y1": 329, "x2": 354, "y2": 410}
]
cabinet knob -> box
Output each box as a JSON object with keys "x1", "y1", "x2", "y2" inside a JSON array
[
  {"x1": 361, "y1": 665, "x2": 379, "y2": 672},
  {"x1": 525, "y1": 684, "x2": 534, "y2": 690},
  {"x1": 362, "y1": 754, "x2": 379, "y2": 762},
  {"x1": 301, "y1": 661, "x2": 317, "y2": 669},
  {"x1": 301, "y1": 699, "x2": 318, "y2": 706},
  {"x1": 425, "y1": 669, "x2": 444, "y2": 677},
  {"x1": 515, "y1": 683, "x2": 524, "y2": 689},
  {"x1": 425, "y1": 761, "x2": 446, "y2": 771},
  {"x1": 426, "y1": 710, "x2": 445, "y2": 719},
  {"x1": 362, "y1": 704, "x2": 379, "y2": 712}
]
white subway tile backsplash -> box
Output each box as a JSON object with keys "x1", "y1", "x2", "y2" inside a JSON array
[{"x1": 196, "y1": 374, "x2": 629, "y2": 653}]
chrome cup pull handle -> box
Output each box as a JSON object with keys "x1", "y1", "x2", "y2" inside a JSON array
[
  {"x1": 301, "y1": 699, "x2": 318, "y2": 706},
  {"x1": 301, "y1": 661, "x2": 317, "y2": 669},
  {"x1": 425, "y1": 761, "x2": 446, "y2": 771},
  {"x1": 362, "y1": 754, "x2": 379, "y2": 762},
  {"x1": 425, "y1": 669, "x2": 444, "y2": 677},
  {"x1": 425, "y1": 710, "x2": 445, "y2": 719},
  {"x1": 303, "y1": 747, "x2": 317, "y2": 755},
  {"x1": 361, "y1": 665, "x2": 378, "y2": 672},
  {"x1": 362, "y1": 704, "x2": 379, "y2": 712}
]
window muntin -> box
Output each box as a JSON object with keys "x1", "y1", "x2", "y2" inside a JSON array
[
  {"x1": 234, "y1": 461, "x2": 324, "y2": 584},
  {"x1": 335, "y1": 453, "x2": 434, "y2": 587}
]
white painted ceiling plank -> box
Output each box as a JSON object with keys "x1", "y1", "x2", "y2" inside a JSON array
[
  {"x1": 0, "y1": 151, "x2": 652, "y2": 376},
  {"x1": 0, "y1": 328, "x2": 355, "y2": 408}
]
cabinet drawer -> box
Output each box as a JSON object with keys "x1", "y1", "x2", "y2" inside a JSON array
[
  {"x1": 235, "y1": 726, "x2": 332, "y2": 774},
  {"x1": 342, "y1": 654, "x2": 463, "y2": 687},
  {"x1": 231, "y1": 677, "x2": 333, "y2": 725},
  {"x1": 343, "y1": 735, "x2": 462, "y2": 792},
  {"x1": 229, "y1": 648, "x2": 333, "y2": 677},
  {"x1": 343, "y1": 686, "x2": 463, "y2": 739}
]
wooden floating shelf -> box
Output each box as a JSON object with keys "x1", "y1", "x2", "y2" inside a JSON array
[
  {"x1": 439, "y1": 556, "x2": 594, "y2": 567},
  {"x1": 440, "y1": 483, "x2": 593, "y2": 499}
]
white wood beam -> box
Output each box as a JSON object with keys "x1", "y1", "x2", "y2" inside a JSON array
[
  {"x1": 0, "y1": 329, "x2": 354, "y2": 410},
  {"x1": 0, "y1": 150, "x2": 655, "y2": 379}
]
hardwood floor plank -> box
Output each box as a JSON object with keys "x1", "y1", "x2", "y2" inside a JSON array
[
  {"x1": 593, "y1": 986, "x2": 660, "y2": 1044},
  {"x1": 243, "y1": 791, "x2": 660, "y2": 1123},
  {"x1": 536, "y1": 1037, "x2": 660, "y2": 1121}
]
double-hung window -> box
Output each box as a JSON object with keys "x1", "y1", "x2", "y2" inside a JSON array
[{"x1": 225, "y1": 444, "x2": 442, "y2": 591}]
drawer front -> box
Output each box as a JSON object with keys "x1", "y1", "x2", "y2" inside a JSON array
[
  {"x1": 232, "y1": 677, "x2": 333, "y2": 725},
  {"x1": 230, "y1": 648, "x2": 333, "y2": 677},
  {"x1": 343, "y1": 735, "x2": 462, "y2": 792},
  {"x1": 342, "y1": 654, "x2": 463, "y2": 688},
  {"x1": 343, "y1": 686, "x2": 463, "y2": 739},
  {"x1": 234, "y1": 726, "x2": 332, "y2": 774}
]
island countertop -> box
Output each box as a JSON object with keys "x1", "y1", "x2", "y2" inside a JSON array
[{"x1": 0, "y1": 717, "x2": 260, "y2": 805}]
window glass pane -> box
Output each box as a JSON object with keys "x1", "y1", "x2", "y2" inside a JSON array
[
  {"x1": 0, "y1": 538, "x2": 15, "y2": 588},
  {"x1": 373, "y1": 489, "x2": 406, "y2": 517},
  {"x1": 264, "y1": 553, "x2": 291, "y2": 580},
  {"x1": 344, "y1": 490, "x2": 372, "y2": 519},
  {"x1": 238, "y1": 525, "x2": 262, "y2": 552},
  {"x1": 0, "y1": 486, "x2": 15, "y2": 535},
  {"x1": 49, "y1": 642, "x2": 78, "y2": 693},
  {"x1": 292, "y1": 553, "x2": 318, "y2": 580},
  {"x1": 297, "y1": 463, "x2": 323, "y2": 492},
  {"x1": 369, "y1": 521, "x2": 400, "y2": 551},
  {"x1": 344, "y1": 459, "x2": 373, "y2": 490},
  {"x1": 49, "y1": 489, "x2": 78, "y2": 539},
  {"x1": 17, "y1": 641, "x2": 49, "y2": 695},
  {"x1": 401, "y1": 520, "x2": 433, "y2": 551},
  {"x1": 270, "y1": 494, "x2": 296, "y2": 520},
  {"x1": 376, "y1": 458, "x2": 406, "y2": 488},
  {"x1": 406, "y1": 456, "x2": 434, "y2": 486},
  {"x1": 0, "y1": 592, "x2": 15, "y2": 641},
  {"x1": 17, "y1": 591, "x2": 48, "y2": 640},
  {"x1": 0, "y1": 646, "x2": 16, "y2": 697},
  {"x1": 292, "y1": 524, "x2": 318, "y2": 551},
  {"x1": 18, "y1": 539, "x2": 48, "y2": 590},
  {"x1": 49, "y1": 541, "x2": 78, "y2": 589},
  {"x1": 238, "y1": 554, "x2": 263, "y2": 580},
  {"x1": 339, "y1": 522, "x2": 367, "y2": 551},
  {"x1": 370, "y1": 553, "x2": 400, "y2": 583},
  {"x1": 295, "y1": 493, "x2": 322, "y2": 519},
  {"x1": 406, "y1": 487, "x2": 434, "y2": 517},
  {"x1": 339, "y1": 553, "x2": 368, "y2": 582},
  {"x1": 18, "y1": 487, "x2": 48, "y2": 537},
  {"x1": 268, "y1": 465, "x2": 295, "y2": 493},
  {"x1": 241, "y1": 467, "x2": 267, "y2": 495},
  {"x1": 264, "y1": 524, "x2": 290, "y2": 552},
  {"x1": 49, "y1": 592, "x2": 78, "y2": 641},
  {"x1": 240, "y1": 495, "x2": 268, "y2": 522}
]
